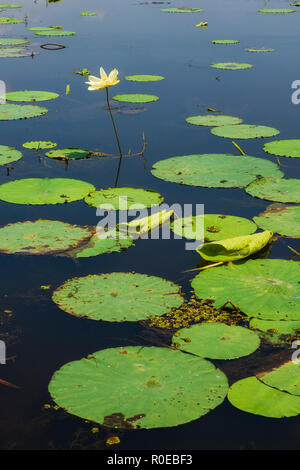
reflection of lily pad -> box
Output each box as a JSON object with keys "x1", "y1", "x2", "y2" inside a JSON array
[
  {"x1": 211, "y1": 62, "x2": 253, "y2": 70},
  {"x1": 161, "y1": 8, "x2": 204, "y2": 12},
  {"x1": 0, "y1": 220, "x2": 93, "y2": 255},
  {"x1": 34, "y1": 30, "x2": 76, "y2": 36},
  {"x1": 0, "y1": 144, "x2": 22, "y2": 165},
  {"x1": 173, "y1": 323, "x2": 260, "y2": 359},
  {"x1": 0, "y1": 38, "x2": 28, "y2": 45},
  {"x1": 113, "y1": 94, "x2": 159, "y2": 103},
  {"x1": 48, "y1": 346, "x2": 228, "y2": 429},
  {"x1": 52, "y1": 272, "x2": 184, "y2": 322},
  {"x1": 191, "y1": 259, "x2": 300, "y2": 320},
  {"x1": 45, "y1": 147, "x2": 89, "y2": 161},
  {"x1": 151, "y1": 154, "x2": 283, "y2": 188},
  {"x1": 85, "y1": 187, "x2": 164, "y2": 209},
  {"x1": 0, "y1": 104, "x2": 48, "y2": 120},
  {"x1": 228, "y1": 377, "x2": 300, "y2": 418},
  {"x1": 0, "y1": 16, "x2": 22, "y2": 24},
  {"x1": 4, "y1": 90, "x2": 59, "y2": 102},
  {"x1": 258, "y1": 8, "x2": 296, "y2": 13},
  {"x1": 250, "y1": 318, "x2": 300, "y2": 334},
  {"x1": 23, "y1": 141, "x2": 57, "y2": 149},
  {"x1": 211, "y1": 40, "x2": 240, "y2": 44},
  {"x1": 211, "y1": 124, "x2": 280, "y2": 139},
  {"x1": 263, "y1": 139, "x2": 300, "y2": 158},
  {"x1": 246, "y1": 177, "x2": 300, "y2": 203},
  {"x1": 70, "y1": 231, "x2": 134, "y2": 258},
  {"x1": 171, "y1": 214, "x2": 257, "y2": 241},
  {"x1": 0, "y1": 178, "x2": 95, "y2": 205},
  {"x1": 259, "y1": 361, "x2": 300, "y2": 396},
  {"x1": 0, "y1": 47, "x2": 32, "y2": 58},
  {"x1": 186, "y1": 114, "x2": 243, "y2": 127},
  {"x1": 254, "y1": 204, "x2": 300, "y2": 238},
  {"x1": 125, "y1": 75, "x2": 164, "y2": 81}
]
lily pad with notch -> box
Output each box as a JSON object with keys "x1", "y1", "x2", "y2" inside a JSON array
[{"x1": 254, "y1": 204, "x2": 300, "y2": 238}]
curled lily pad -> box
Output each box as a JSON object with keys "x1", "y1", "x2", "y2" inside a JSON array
[
  {"x1": 171, "y1": 214, "x2": 257, "y2": 241},
  {"x1": 211, "y1": 124, "x2": 280, "y2": 139},
  {"x1": 48, "y1": 346, "x2": 228, "y2": 429},
  {"x1": 151, "y1": 154, "x2": 283, "y2": 188},
  {"x1": 228, "y1": 377, "x2": 300, "y2": 418},
  {"x1": 70, "y1": 231, "x2": 134, "y2": 258},
  {"x1": 3, "y1": 90, "x2": 59, "y2": 102},
  {"x1": 34, "y1": 30, "x2": 76, "y2": 36},
  {"x1": 250, "y1": 318, "x2": 300, "y2": 334},
  {"x1": 197, "y1": 230, "x2": 273, "y2": 262},
  {"x1": 254, "y1": 204, "x2": 300, "y2": 238},
  {"x1": 22, "y1": 141, "x2": 57, "y2": 149},
  {"x1": 52, "y1": 272, "x2": 184, "y2": 322},
  {"x1": 113, "y1": 94, "x2": 159, "y2": 103},
  {"x1": 210, "y1": 62, "x2": 253, "y2": 70},
  {"x1": 0, "y1": 178, "x2": 95, "y2": 205},
  {"x1": 85, "y1": 187, "x2": 164, "y2": 209},
  {"x1": 258, "y1": 360, "x2": 300, "y2": 396},
  {"x1": 0, "y1": 47, "x2": 32, "y2": 57},
  {"x1": 263, "y1": 139, "x2": 300, "y2": 158},
  {"x1": 258, "y1": 8, "x2": 296, "y2": 13},
  {"x1": 125, "y1": 75, "x2": 164, "y2": 81},
  {"x1": 0, "y1": 104, "x2": 48, "y2": 120},
  {"x1": 0, "y1": 38, "x2": 28, "y2": 45},
  {"x1": 246, "y1": 177, "x2": 300, "y2": 203},
  {"x1": 211, "y1": 40, "x2": 240, "y2": 44},
  {"x1": 45, "y1": 147, "x2": 89, "y2": 161},
  {"x1": 186, "y1": 114, "x2": 243, "y2": 127},
  {"x1": 0, "y1": 144, "x2": 22, "y2": 165},
  {"x1": 173, "y1": 323, "x2": 260, "y2": 359},
  {"x1": 0, "y1": 16, "x2": 22, "y2": 23},
  {"x1": 191, "y1": 259, "x2": 300, "y2": 320},
  {"x1": 0, "y1": 220, "x2": 93, "y2": 255},
  {"x1": 160, "y1": 8, "x2": 204, "y2": 12}
]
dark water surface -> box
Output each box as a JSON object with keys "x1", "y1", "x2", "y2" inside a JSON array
[{"x1": 0, "y1": 0, "x2": 300, "y2": 450}]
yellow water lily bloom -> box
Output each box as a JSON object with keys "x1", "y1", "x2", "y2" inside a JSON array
[{"x1": 85, "y1": 67, "x2": 120, "y2": 91}]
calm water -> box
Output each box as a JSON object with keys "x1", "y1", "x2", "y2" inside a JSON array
[{"x1": 0, "y1": 0, "x2": 300, "y2": 450}]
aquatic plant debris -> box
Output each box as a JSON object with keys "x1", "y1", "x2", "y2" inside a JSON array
[
  {"x1": 186, "y1": 114, "x2": 243, "y2": 127},
  {"x1": 125, "y1": 75, "x2": 164, "y2": 81},
  {"x1": 211, "y1": 124, "x2": 280, "y2": 139},
  {"x1": 84, "y1": 187, "x2": 164, "y2": 209},
  {"x1": 0, "y1": 104, "x2": 48, "y2": 120},
  {"x1": 0, "y1": 145, "x2": 22, "y2": 165},
  {"x1": 263, "y1": 139, "x2": 300, "y2": 158},
  {"x1": 246, "y1": 177, "x2": 300, "y2": 203},
  {"x1": 253, "y1": 204, "x2": 300, "y2": 238},
  {"x1": 52, "y1": 272, "x2": 184, "y2": 322},
  {"x1": 3, "y1": 90, "x2": 59, "y2": 102},
  {"x1": 48, "y1": 346, "x2": 228, "y2": 429},
  {"x1": 113, "y1": 94, "x2": 159, "y2": 103},
  {"x1": 210, "y1": 63, "x2": 253, "y2": 70}
]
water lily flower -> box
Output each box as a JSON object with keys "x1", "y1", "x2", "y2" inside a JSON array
[{"x1": 85, "y1": 67, "x2": 120, "y2": 91}]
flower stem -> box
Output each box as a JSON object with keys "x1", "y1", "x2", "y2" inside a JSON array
[{"x1": 105, "y1": 88, "x2": 123, "y2": 186}]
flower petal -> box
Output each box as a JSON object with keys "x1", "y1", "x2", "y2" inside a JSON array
[{"x1": 100, "y1": 67, "x2": 107, "y2": 79}]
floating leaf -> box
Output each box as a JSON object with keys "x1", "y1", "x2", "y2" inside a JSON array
[
  {"x1": 211, "y1": 124, "x2": 280, "y2": 139},
  {"x1": 52, "y1": 272, "x2": 184, "y2": 322},
  {"x1": 22, "y1": 141, "x2": 57, "y2": 149},
  {"x1": 0, "y1": 220, "x2": 93, "y2": 255},
  {"x1": 70, "y1": 231, "x2": 134, "y2": 258},
  {"x1": 258, "y1": 8, "x2": 296, "y2": 13},
  {"x1": 0, "y1": 16, "x2": 22, "y2": 23},
  {"x1": 151, "y1": 154, "x2": 283, "y2": 188},
  {"x1": 197, "y1": 230, "x2": 273, "y2": 262},
  {"x1": 0, "y1": 47, "x2": 32, "y2": 58},
  {"x1": 246, "y1": 177, "x2": 300, "y2": 203},
  {"x1": 45, "y1": 147, "x2": 89, "y2": 161},
  {"x1": 0, "y1": 4, "x2": 22, "y2": 8},
  {"x1": 173, "y1": 323, "x2": 260, "y2": 359},
  {"x1": 254, "y1": 204, "x2": 300, "y2": 238},
  {"x1": 48, "y1": 346, "x2": 228, "y2": 428},
  {"x1": 160, "y1": 8, "x2": 204, "y2": 12},
  {"x1": 85, "y1": 187, "x2": 164, "y2": 209},
  {"x1": 27, "y1": 26, "x2": 56, "y2": 31},
  {"x1": 211, "y1": 39, "x2": 240, "y2": 44},
  {"x1": 0, "y1": 144, "x2": 22, "y2": 165},
  {"x1": 125, "y1": 75, "x2": 164, "y2": 82},
  {"x1": 80, "y1": 11, "x2": 97, "y2": 16},
  {"x1": 191, "y1": 259, "x2": 300, "y2": 320},
  {"x1": 171, "y1": 214, "x2": 257, "y2": 241},
  {"x1": 34, "y1": 30, "x2": 76, "y2": 36},
  {"x1": 263, "y1": 139, "x2": 300, "y2": 158},
  {"x1": 0, "y1": 178, "x2": 95, "y2": 205},
  {"x1": 0, "y1": 104, "x2": 48, "y2": 120},
  {"x1": 228, "y1": 377, "x2": 300, "y2": 418},
  {"x1": 0, "y1": 37, "x2": 28, "y2": 45},
  {"x1": 246, "y1": 48, "x2": 275, "y2": 52},
  {"x1": 250, "y1": 318, "x2": 300, "y2": 334},
  {"x1": 3, "y1": 90, "x2": 59, "y2": 102},
  {"x1": 186, "y1": 114, "x2": 243, "y2": 127},
  {"x1": 210, "y1": 62, "x2": 253, "y2": 70},
  {"x1": 258, "y1": 360, "x2": 300, "y2": 396},
  {"x1": 113, "y1": 94, "x2": 159, "y2": 103}
]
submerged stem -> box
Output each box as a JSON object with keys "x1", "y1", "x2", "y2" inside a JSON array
[{"x1": 105, "y1": 88, "x2": 123, "y2": 186}]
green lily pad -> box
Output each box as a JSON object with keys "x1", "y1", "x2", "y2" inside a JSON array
[
  {"x1": 0, "y1": 47, "x2": 32, "y2": 57},
  {"x1": 291, "y1": 2, "x2": 300, "y2": 6},
  {"x1": 0, "y1": 178, "x2": 95, "y2": 205},
  {"x1": 0, "y1": 37, "x2": 28, "y2": 45},
  {"x1": 0, "y1": 144, "x2": 22, "y2": 165},
  {"x1": 48, "y1": 346, "x2": 228, "y2": 429},
  {"x1": 186, "y1": 114, "x2": 243, "y2": 127},
  {"x1": 151, "y1": 154, "x2": 283, "y2": 188},
  {"x1": 113, "y1": 94, "x2": 159, "y2": 103},
  {"x1": 263, "y1": 139, "x2": 300, "y2": 158},
  {"x1": 254, "y1": 204, "x2": 300, "y2": 238},
  {"x1": 70, "y1": 231, "x2": 134, "y2": 258},
  {"x1": 22, "y1": 141, "x2": 57, "y2": 150},
  {"x1": 45, "y1": 147, "x2": 89, "y2": 161},
  {"x1": 250, "y1": 318, "x2": 300, "y2": 334},
  {"x1": 259, "y1": 360, "x2": 300, "y2": 396},
  {"x1": 258, "y1": 8, "x2": 296, "y2": 13},
  {"x1": 0, "y1": 16, "x2": 22, "y2": 23},
  {"x1": 27, "y1": 27, "x2": 56, "y2": 31},
  {"x1": 0, "y1": 104, "x2": 48, "y2": 120},
  {"x1": 160, "y1": 8, "x2": 204, "y2": 12},
  {"x1": 246, "y1": 48, "x2": 275, "y2": 52},
  {"x1": 211, "y1": 124, "x2": 280, "y2": 139},
  {"x1": 228, "y1": 377, "x2": 300, "y2": 418},
  {"x1": 3, "y1": 90, "x2": 59, "y2": 102},
  {"x1": 210, "y1": 62, "x2": 253, "y2": 70},
  {"x1": 171, "y1": 214, "x2": 257, "y2": 241},
  {"x1": 211, "y1": 40, "x2": 240, "y2": 44},
  {"x1": 0, "y1": 4, "x2": 22, "y2": 8},
  {"x1": 85, "y1": 187, "x2": 164, "y2": 209},
  {"x1": 0, "y1": 220, "x2": 93, "y2": 255},
  {"x1": 80, "y1": 11, "x2": 97, "y2": 16},
  {"x1": 191, "y1": 259, "x2": 300, "y2": 320},
  {"x1": 125, "y1": 75, "x2": 164, "y2": 82},
  {"x1": 34, "y1": 30, "x2": 76, "y2": 36},
  {"x1": 173, "y1": 323, "x2": 260, "y2": 359},
  {"x1": 52, "y1": 272, "x2": 184, "y2": 322},
  {"x1": 246, "y1": 177, "x2": 300, "y2": 203}
]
